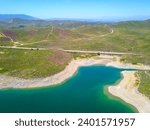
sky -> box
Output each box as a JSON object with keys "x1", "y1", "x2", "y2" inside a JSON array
[{"x1": 0, "y1": 0, "x2": 150, "y2": 20}]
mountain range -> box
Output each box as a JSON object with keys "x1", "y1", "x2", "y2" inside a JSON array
[{"x1": 0, "y1": 14, "x2": 39, "y2": 20}]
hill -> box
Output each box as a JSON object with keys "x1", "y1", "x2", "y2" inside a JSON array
[
  {"x1": 0, "y1": 18, "x2": 150, "y2": 66},
  {"x1": 0, "y1": 14, "x2": 39, "y2": 20},
  {"x1": 113, "y1": 19, "x2": 150, "y2": 28}
]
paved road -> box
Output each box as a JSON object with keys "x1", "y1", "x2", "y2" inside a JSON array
[
  {"x1": 0, "y1": 46, "x2": 48, "y2": 50},
  {"x1": 0, "y1": 46, "x2": 137, "y2": 56},
  {"x1": 61, "y1": 49, "x2": 137, "y2": 56}
]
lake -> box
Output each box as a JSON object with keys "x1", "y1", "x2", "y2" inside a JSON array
[{"x1": 0, "y1": 66, "x2": 137, "y2": 113}]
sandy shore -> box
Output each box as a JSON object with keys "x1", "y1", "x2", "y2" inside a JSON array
[
  {"x1": 108, "y1": 71, "x2": 150, "y2": 113},
  {"x1": 0, "y1": 55, "x2": 150, "y2": 112},
  {"x1": 0, "y1": 58, "x2": 112, "y2": 89}
]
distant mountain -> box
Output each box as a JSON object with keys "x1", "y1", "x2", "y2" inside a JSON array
[
  {"x1": 113, "y1": 19, "x2": 150, "y2": 28},
  {"x1": 0, "y1": 14, "x2": 150, "y2": 29},
  {"x1": 48, "y1": 18, "x2": 114, "y2": 24},
  {"x1": 0, "y1": 18, "x2": 107, "y2": 29},
  {"x1": 0, "y1": 14, "x2": 39, "y2": 20}
]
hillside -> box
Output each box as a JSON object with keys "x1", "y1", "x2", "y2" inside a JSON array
[
  {"x1": 0, "y1": 19, "x2": 150, "y2": 76},
  {"x1": 0, "y1": 48, "x2": 71, "y2": 79},
  {"x1": 0, "y1": 19, "x2": 150, "y2": 54},
  {"x1": 113, "y1": 19, "x2": 150, "y2": 28}
]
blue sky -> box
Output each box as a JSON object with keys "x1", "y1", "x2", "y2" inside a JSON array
[{"x1": 0, "y1": 0, "x2": 150, "y2": 20}]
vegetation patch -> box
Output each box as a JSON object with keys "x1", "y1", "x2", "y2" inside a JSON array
[
  {"x1": 138, "y1": 71, "x2": 150, "y2": 99},
  {"x1": 0, "y1": 48, "x2": 72, "y2": 79},
  {"x1": 73, "y1": 53, "x2": 97, "y2": 59}
]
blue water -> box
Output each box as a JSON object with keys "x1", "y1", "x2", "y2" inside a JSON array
[{"x1": 0, "y1": 66, "x2": 137, "y2": 113}]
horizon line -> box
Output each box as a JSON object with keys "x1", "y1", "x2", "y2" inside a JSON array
[{"x1": 0, "y1": 14, "x2": 150, "y2": 22}]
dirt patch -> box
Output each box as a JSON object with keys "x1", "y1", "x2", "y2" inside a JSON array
[{"x1": 49, "y1": 50, "x2": 71, "y2": 65}]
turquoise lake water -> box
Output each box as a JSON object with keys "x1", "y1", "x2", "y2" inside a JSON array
[{"x1": 0, "y1": 66, "x2": 137, "y2": 113}]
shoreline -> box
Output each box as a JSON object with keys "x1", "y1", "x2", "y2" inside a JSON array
[
  {"x1": 1, "y1": 55, "x2": 150, "y2": 89},
  {"x1": 108, "y1": 71, "x2": 150, "y2": 113},
  {"x1": 0, "y1": 58, "x2": 112, "y2": 89},
  {"x1": 0, "y1": 56, "x2": 150, "y2": 112}
]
